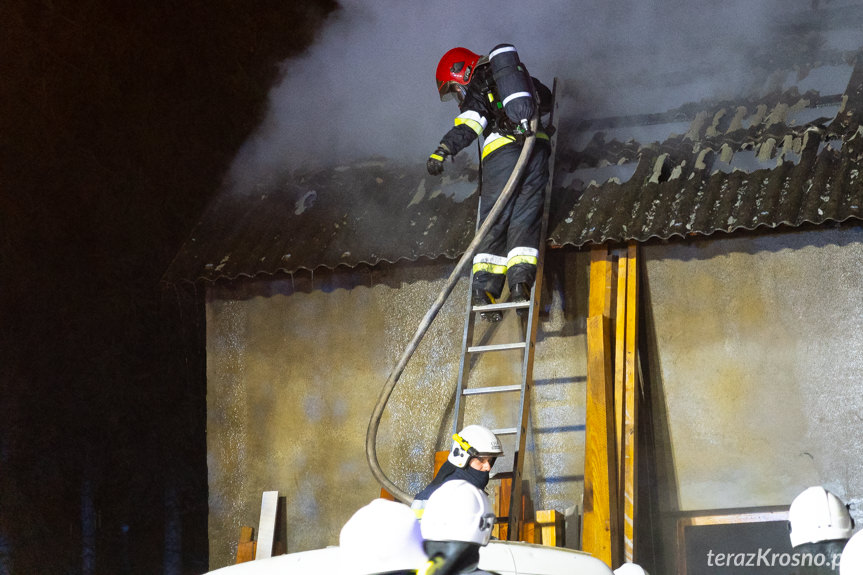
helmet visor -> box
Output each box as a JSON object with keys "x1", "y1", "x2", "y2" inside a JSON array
[{"x1": 438, "y1": 82, "x2": 467, "y2": 103}]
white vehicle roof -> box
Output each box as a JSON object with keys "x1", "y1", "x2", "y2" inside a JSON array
[{"x1": 206, "y1": 540, "x2": 614, "y2": 575}]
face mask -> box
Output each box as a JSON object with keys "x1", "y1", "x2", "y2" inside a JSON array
[{"x1": 453, "y1": 464, "x2": 489, "y2": 491}]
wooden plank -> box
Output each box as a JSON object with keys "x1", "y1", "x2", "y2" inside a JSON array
[
  {"x1": 498, "y1": 523, "x2": 509, "y2": 541},
  {"x1": 496, "y1": 476, "x2": 512, "y2": 541},
  {"x1": 622, "y1": 242, "x2": 640, "y2": 563},
  {"x1": 498, "y1": 476, "x2": 511, "y2": 518},
  {"x1": 236, "y1": 541, "x2": 257, "y2": 564},
  {"x1": 519, "y1": 487, "x2": 532, "y2": 542},
  {"x1": 583, "y1": 313, "x2": 620, "y2": 569},
  {"x1": 536, "y1": 509, "x2": 565, "y2": 547},
  {"x1": 434, "y1": 450, "x2": 449, "y2": 476},
  {"x1": 521, "y1": 521, "x2": 538, "y2": 544},
  {"x1": 589, "y1": 245, "x2": 612, "y2": 318},
  {"x1": 235, "y1": 526, "x2": 256, "y2": 564},
  {"x1": 614, "y1": 251, "x2": 627, "y2": 528},
  {"x1": 492, "y1": 482, "x2": 501, "y2": 540},
  {"x1": 255, "y1": 491, "x2": 279, "y2": 560}
]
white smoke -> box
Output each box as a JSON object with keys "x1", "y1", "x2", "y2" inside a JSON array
[{"x1": 226, "y1": 0, "x2": 855, "y2": 193}]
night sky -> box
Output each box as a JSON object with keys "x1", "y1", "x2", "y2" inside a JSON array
[{"x1": 1, "y1": 1, "x2": 336, "y2": 573}]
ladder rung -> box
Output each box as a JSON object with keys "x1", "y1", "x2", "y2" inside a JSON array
[
  {"x1": 467, "y1": 342, "x2": 526, "y2": 353},
  {"x1": 463, "y1": 384, "x2": 522, "y2": 396},
  {"x1": 491, "y1": 427, "x2": 518, "y2": 436},
  {"x1": 472, "y1": 301, "x2": 530, "y2": 312}
]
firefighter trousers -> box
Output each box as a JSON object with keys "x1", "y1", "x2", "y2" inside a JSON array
[{"x1": 473, "y1": 139, "x2": 550, "y2": 299}]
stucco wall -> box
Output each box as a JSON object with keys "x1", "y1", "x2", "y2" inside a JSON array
[
  {"x1": 205, "y1": 252, "x2": 590, "y2": 568},
  {"x1": 642, "y1": 226, "x2": 863, "y2": 571},
  {"x1": 205, "y1": 225, "x2": 863, "y2": 570}
]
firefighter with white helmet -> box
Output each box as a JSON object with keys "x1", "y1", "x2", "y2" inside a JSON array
[
  {"x1": 614, "y1": 563, "x2": 650, "y2": 575},
  {"x1": 339, "y1": 498, "x2": 428, "y2": 575},
  {"x1": 788, "y1": 486, "x2": 854, "y2": 574},
  {"x1": 840, "y1": 529, "x2": 863, "y2": 575},
  {"x1": 789, "y1": 486, "x2": 854, "y2": 547},
  {"x1": 412, "y1": 425, "x2": 502, "y2": 517},
  {"x1": 418, "y1": 479, "x2": 497, "y2": 575}
]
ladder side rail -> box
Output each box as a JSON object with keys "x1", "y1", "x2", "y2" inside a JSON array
[
  {"x1": 453, "y1": 268, "x2": 479, "y2": 433},
  {"x1": 507, "y1": 78, "x2": 560, "y2": 540},
  {"x1": 366, "y1": 118, "x2": 541, "y2": 503},
  {"x1": 454, "y1": 136, "x2": 488, "y2": 436}
]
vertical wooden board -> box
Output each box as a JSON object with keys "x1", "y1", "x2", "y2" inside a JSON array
[
  {"x1": 521, "y1": 521, "x2": 538, "y2": 544},
  {"x1": 614, "y1": 253, "x2": 628, "y2": 513},
  {"x1": 498, "y1": 477, "x2": 512, "y2": 520},
  {"x1": 536, "y1": 509, "x2": 564, "y2": 547},
  {"x1": 434, "y1": 450, "x2": 449, "y2": 476},
  {"x1": 496, "y1": 476, "x2": 512, "y2": 541},
  {"x1": 589, "y1": 246, "x2": 612, "y2": 318},
  {"x1": 236, "y1": 541, "x2": 257, "y2": 564},
  {"x1": 582, "y1": 315, "x2": 620, "y2": 568},
  {"x1": 236, "y1": 526, "x2": 256, "y2": 564},
  {"x1": 623, "y1": 243, "x2": 640, "y2": 563},
  {"x1": 492, "y1": 483, "x2": 501, "y2": 540},
  {"x1": 255, "y1": 491, "x2": 279, "y2": 560}
]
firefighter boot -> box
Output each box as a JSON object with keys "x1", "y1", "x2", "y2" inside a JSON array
[
  {"x1": 472, "y1": 288, "x2": 502, "y2": 322},
  {"x1": 508, "y1": 282, "x2": 531, "y2": 318}
]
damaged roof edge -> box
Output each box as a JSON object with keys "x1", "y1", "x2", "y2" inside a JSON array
[{"x1": 162, "y1": 49, "x2": 863, "y2": 285}]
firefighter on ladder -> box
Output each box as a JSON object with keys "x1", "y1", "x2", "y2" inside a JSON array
[{"x1": 427, "y1": 44, "x2": 553, "y2": 322}]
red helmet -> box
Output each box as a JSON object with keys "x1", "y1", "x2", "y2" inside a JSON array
[{"x1": 435, "y1": 47, "x2": 481, "y2": 102}]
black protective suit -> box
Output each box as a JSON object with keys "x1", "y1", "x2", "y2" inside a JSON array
[{"x1": 435, "y1": 62, "x2": 552, "y2": 301}]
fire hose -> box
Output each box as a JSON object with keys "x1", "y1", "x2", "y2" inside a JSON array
[{"x1": 366, "y1": 115, "x2": 540, "y2": 503}]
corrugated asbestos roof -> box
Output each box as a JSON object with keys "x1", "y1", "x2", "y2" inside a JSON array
[{"x1": 164, "y1": 53, "x2": 863, "y2": 284}]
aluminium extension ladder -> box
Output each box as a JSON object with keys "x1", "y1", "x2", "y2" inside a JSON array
[{"x1": 451, "y1": 79, "x2": 559, "y2": 541}]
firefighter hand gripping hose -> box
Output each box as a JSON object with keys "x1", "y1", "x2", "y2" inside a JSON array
[{"x1": 366, "y1": 115, "x2": 540, "y2": 503}]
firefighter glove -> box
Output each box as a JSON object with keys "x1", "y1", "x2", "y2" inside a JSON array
[{"x1": 426, "y1": 145, "x2": 449, "y2": 176}]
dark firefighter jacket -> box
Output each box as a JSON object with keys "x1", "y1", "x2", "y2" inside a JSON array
[{"x1": 438, "y1": 63, "x2": 552, "y2": 161}]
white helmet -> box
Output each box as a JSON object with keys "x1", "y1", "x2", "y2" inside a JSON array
[
  {"x1": 339, "y1": 499, "x2": 427, "y2": 575},
  {"x1": 420, "y1": 479, "x2": 496, "y2": 546},
  {"x1": 788, "y1": 486, "x2": 854, "y2": 547},
  {"x1": 840, "y1": 530, "x2": 863, "y2": 575},
  {"x1": 614, "y1": 563, "x2": 650, "y2": 575},
  {"x1": 448, "y1": 424, "x2": 503, "y2": 469}
]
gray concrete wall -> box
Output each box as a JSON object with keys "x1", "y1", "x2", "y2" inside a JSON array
[{"x1": 205, "y1": 252, "x2": 589, "y2": 568}]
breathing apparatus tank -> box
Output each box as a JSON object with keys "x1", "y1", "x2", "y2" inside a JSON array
[{"x1": 488, "y1": 43, "x2": 536, "y2": 134}]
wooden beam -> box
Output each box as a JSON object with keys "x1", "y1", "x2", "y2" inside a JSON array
[
  {"x1": 521, "y1": 521, "x2": 538, "y2": 544},
  {"x1": 536, "y1": 509, "x2": 565, "y2": 547},
  {"x1": 235, "y1": 526, "x2": 256, "y2": 564},
  {"x1": 434, "y1": 450, "x2": 449, "y2": 476},
  {"x1": 583, "y1": 313, "x2": 620, "y2": 568},
  {"x1": 496, "y1": 476, "x2": 512, "y2": 541},
  {"x1": 622, "y1": 242, "x2": 640, "y2": 563},
  {"x1": 589, "y1": 245, "x2": 613, "y2": 318},
  {"x1": 614, "y1": 251, "x2": 628, "y2": 525}
]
